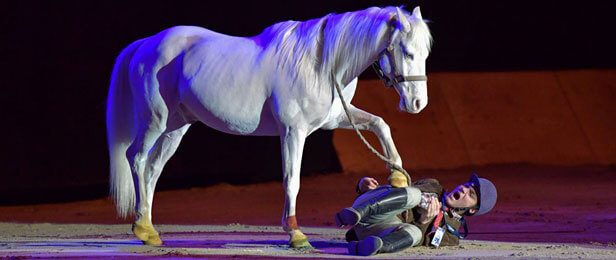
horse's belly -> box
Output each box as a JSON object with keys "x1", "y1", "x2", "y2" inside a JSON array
[{"x1": 181, "y1": 86, "x2": 279, "y2": 136}]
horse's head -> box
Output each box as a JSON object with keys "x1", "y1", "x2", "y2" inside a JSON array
[{"x1": 374, "y1": 6, "x2": 432, "y2": 114}]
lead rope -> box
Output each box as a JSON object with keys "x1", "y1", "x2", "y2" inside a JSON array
[{"x1": 333, "y1": 81, "x2": 411, "y2": 186}]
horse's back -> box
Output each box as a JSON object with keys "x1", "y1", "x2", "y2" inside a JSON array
[
  {"x1": 132, "y1": 26, "x2": 222, "y2": 66},
  {"x1": 124, "y1": 23, "x2": 339, "y2": 137}
]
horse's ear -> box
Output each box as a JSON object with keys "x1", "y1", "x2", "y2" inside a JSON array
[
  {"x1": 411, "y1": 6, "x2": 423, "y2": 21},
  {"x1": 395, "y1": 7, "x2": 411, "y2": 33}
]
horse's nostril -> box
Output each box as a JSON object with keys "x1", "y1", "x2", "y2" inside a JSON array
[{"x1": 414, "y1": 99, "x2": 421, "y2": 110}]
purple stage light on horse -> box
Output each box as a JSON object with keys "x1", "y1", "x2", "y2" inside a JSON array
[{"x1": 106, "y1": 5, "x2": 432, "y2": 247}]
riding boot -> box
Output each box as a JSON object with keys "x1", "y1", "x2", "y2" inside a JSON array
[
  {"x1": 335, "y1": 187, "x2": 409, "y2": 227},
  {"x1": 345, "y1": 228, "x2": 359, "y2": 242},
  {"x1": 378, "y1": 229, "x2": 415, "y2": 254},
  {"x1": 347, "y1": 236, "x2": 382, "y2": 256}
]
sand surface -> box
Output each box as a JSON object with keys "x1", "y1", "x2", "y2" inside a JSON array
[
  {"x1": 1, "y1": 223, "x2": 615, "y2": 259},
  {"x1": 1, "y1": 164, "x2": 615, "y2": 258}
]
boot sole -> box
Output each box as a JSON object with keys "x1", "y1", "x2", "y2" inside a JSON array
[
  {"x1": 348, "y1": 236, "x2": 383, "y2": 256},
  {"x1": 335, "y1": 207, "x2": 360, "y2": 227}
]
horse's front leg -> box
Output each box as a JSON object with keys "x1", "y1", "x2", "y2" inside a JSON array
[
  {"x1": 279, "y1": 127, "x2": 312, "y2": 248},
  {"x1": 333, "y1": 105, "x2": 409, "y2": 187}
]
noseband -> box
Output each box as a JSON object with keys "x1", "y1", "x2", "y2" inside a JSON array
[{"x1": 372, "y1": 48, "x2": 427, "y2": 88}]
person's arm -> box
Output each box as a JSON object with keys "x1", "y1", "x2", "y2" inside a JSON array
[
  {"x1": 356, "y1": 177, "x2": 379, "y2": 194},
  {"x1": 418, "y1": 196, "x2": 440, "y2": 225},
  {"x1": 414, "y1": 197, "x2": 463, "y2": 247},
  {"x1": 411, "y1": 196, "x2": 441, "y2": 242}
]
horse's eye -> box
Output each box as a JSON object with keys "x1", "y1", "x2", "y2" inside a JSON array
[{"x1": 406, "y1": 53, "x2": 414, "y2": 60}]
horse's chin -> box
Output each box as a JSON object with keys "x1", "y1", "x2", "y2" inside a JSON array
[{"x1": 406, "y1": 108, "x2": 422, "y2": 114}]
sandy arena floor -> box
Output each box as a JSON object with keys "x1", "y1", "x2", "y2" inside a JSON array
[
  {"x1": 1, "y1": 164, "x2": 615, "y2": 258},
  {"x1": 2, "y1": 223, "x2": 616, "y2": 259}
]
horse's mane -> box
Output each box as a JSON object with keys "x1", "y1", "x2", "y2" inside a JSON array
[{"x1": 257, "y1": 6, "x2": 432, "y2": 86}]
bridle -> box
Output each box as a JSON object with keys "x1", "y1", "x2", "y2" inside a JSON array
[{"x1": 371, "y1": 46, "x2": 427, "y2": 88}]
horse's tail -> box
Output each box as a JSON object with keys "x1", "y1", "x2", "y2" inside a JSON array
[{"x1": 106, "y1": 39, "x2": 144, "y2": 218}]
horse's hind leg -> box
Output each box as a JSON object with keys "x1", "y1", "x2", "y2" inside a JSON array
[
  {"x1": 127, "y1": 121, "x2": 166, "y2": 245},
  {"x1": 128, "y1": 114, "x2": 171, "y2": 245},
  {"x1": 130, "y1": 121, "x2": 190, "y2": 246},
  {"x1": 126, "y1": 77, "x2": 170, "y2": 245},
  {"x1": 144, "y1": 122, "x2": 191, "y2": 222}
]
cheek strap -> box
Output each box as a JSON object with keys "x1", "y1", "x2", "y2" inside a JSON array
[
  {"x1": 372, "y1": 49, "x2": 427, "y2": 88},
  {"x1": 380, "y1": 55, "x2": 392, "y2": 74}
]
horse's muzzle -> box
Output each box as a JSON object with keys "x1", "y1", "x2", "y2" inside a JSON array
[{"x1": 400, "y1": 97, "x2": 425, "y2": 114}]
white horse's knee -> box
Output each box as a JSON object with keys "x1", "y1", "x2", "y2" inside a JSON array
[
  {"x1": 373, "y1": 116, "x2": 386, "y2": 129},
  {"x1": 366, "y1": 116, "x2": 381, "y2": 133},
  {"x1": 372, "y1": 117, "x2": 392, "y2": 136}
]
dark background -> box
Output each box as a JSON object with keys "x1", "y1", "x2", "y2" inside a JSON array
[{"x1": 1, "y1": 0, "x2": 614, "y2": 204}]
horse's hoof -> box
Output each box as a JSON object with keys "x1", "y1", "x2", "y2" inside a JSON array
[
  {"x1": 389, "y1": 169, "x2": 410, "y2": 188},
  {"x1": 144, "y1": 234, "x2": 163, "y2": 246},
  {"x1": 289, "y1": 230, "x2": 313, "y2": 248},
  {"x1": 132, "y1": 221, "x2": 163, "y2": 246}
]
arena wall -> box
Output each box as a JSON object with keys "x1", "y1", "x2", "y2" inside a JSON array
[{"x1": 333, "y1": 69, "x2": 616, "y2": 172}]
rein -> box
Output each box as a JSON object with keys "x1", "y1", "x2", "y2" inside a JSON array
[
  {"x1": 333, "y1": 35, "x2": 427, "y2": 187},
  {"x1": 333, "y1": 81, "x2": 411, "y2": 184}
]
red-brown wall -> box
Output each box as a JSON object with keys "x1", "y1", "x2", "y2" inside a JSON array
[{"x1": 333, "y1": 70, "x2": 616, "y2": 172}]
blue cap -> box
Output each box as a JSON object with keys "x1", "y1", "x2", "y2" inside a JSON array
[{"x1": 469, "y1": 174, "x2": 497, "y2": 216}]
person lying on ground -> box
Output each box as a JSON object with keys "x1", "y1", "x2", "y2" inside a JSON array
[{"x1": 335, "y1": 174, "x2": 497, "y2": 256}]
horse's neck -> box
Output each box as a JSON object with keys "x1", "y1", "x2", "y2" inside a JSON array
[
  {"x1": 255, "y1": 9, "x2": 391, "y2": 87},
  {"x1": 324, "y1": 12, "x2": 390, "y2": 86}
]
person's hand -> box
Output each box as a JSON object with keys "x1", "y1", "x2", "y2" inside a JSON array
[
  {"x1": 418, "y1": 197, "x2": 441, "y2": 225},
  {"x1": 358, "y1": 177, "x2": 379, "y2": 193}
]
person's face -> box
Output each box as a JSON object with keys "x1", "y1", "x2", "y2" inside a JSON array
[{"x1": 445, "y1": 182, "x2": 478, "y2": 213}]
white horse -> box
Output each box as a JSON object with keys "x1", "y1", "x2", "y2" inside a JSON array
[{"x1": 106, "y1": 5, "x2": 432, "y2": 247}]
